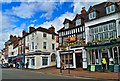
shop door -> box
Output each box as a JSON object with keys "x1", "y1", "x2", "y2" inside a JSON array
[
  {"x1": 102, "y1": 49, "x2": 109, "y2": 70},
  {"x1": 75, "y1": 53, "x2": 82, "y2": 68}
]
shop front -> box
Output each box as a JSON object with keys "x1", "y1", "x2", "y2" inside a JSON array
[
  {"x1": 15, "y1": 54, "x2": 24, "y2": 68},
  {"x1": 25, "y1": 51, "x2": 51, "y2": 69},
  {"x1": 86, "y1": 41, "x2": 120, "y2": 72},
  {"x1": 59, "y1": 50, "x2": 75, "y2": 68}
]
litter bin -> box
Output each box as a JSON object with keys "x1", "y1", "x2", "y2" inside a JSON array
[{"x1": 114, "y1": 64, "x2": 119, "y2": 72}]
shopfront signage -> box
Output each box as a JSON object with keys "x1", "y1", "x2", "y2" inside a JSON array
[{"x1": 68, "y1": 36, "x2": 77, "y2": 42}]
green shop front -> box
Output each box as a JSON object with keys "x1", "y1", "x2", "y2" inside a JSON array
[{"x1": 86, "y1": 39, "x2": 120, "y2": 72}]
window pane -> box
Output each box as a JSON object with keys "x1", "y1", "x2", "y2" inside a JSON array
[
  {"x1": 42, "y1": 57, "x2": 48, "y2": 66},
  {"x1": 76, "y1": 19, "x2": 81, "y2": 26}
]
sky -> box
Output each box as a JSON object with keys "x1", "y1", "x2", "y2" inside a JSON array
[{"x1": 0, "y1": 0, "x2": 108, "y2": 50}]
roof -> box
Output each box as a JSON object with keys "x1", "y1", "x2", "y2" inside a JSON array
[
  {"x1": 86, "y1": 2, "x2": 120, "y2": 22},
  {"x1": 22, "y1": 26, "x2": 58, "y2": 39},
  {"x1": 58, "y1": 13, "x2": 87, "y2": 32}
]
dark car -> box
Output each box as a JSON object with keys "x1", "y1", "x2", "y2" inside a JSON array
[{"x1": 1, "y1": 63, "x2": 10, "y2": 68}]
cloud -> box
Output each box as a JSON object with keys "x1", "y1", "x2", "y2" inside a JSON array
[
  {"x1": 72, "y1": 0, "x2": 107, "y2": 14},
  {"x1": 5, "y1": 2, "x2": 57, "y2": 19},
  {"x1": 38, "y1": 12, "x2": 75, "y2": 32},
  {"x1": 0, "y1": 11, "x2": 27, "y2": 50}
]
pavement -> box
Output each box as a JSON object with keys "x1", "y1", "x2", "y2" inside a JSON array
[{"x1": 15, "y1": 66, "x2": 120, "y2": 80}]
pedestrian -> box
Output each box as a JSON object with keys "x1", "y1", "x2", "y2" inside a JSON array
[
  {"x1": 21, "y1": 62, "x2": 24, "y2": 68},
  {"x1": 26, "y1": 62, "x2": 29, "y2": 69},
  {"x1": 101, "y1": 57, "x2": 107, "y2": 72},
  {"x1": 16, "y1": 62, "x2": 19, "y2": 69}
]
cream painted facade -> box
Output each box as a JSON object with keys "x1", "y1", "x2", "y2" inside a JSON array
[
  {"x1": 8, "y1": 44, "x2": 14, "y2": 57},
  {"x1": 25, "y1": 30, "x2": 58, "y2": 69}
]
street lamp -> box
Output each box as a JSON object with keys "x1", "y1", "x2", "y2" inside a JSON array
[{"x1": 67, "y1": 39, "x2": 70, "y2": 74}]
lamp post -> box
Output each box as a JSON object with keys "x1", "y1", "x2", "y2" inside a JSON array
[{"x1": 67, "y1": 39, "x2": 70, "y2": 74}]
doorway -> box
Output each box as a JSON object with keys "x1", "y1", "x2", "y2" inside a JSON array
[
  {"x1": 102, "y1": 49, "x2": 109, "y2": 70},
  {"x1": 75, "y1": 53, "x2": 82, "y2": 68}
]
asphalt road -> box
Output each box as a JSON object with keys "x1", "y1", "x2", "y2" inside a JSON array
[{"x1": 1, "y1": 68, "x2": 115, "y2": 81}]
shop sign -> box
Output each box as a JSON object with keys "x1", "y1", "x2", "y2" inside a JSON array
[
  {"x1": 68, "y1": 36, "x2": 77, "y2": 42},
  {"x1": 91, "y1": 65, "x2": 95, "y2": 72}
]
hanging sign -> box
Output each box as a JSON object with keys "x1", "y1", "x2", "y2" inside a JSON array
[{"x1": 68, "y1": 36, "x2": 77, "y2": 42}]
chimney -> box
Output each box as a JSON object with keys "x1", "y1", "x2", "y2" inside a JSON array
[
  {"x1": 29, "y1": 26, "x2": 35, "y2": 33},
  {"x1": 22, "y1": 31, "x2": 28, "y2": 37},
  {"x1": 10, "y1": 35, "x2": 13, "y2": 40},
  {"x1": 49, "y1": 25, "x2": 55, "y2": 33},
  {"x1": 81, "y1": 7, "x2": 87, "y2": 14}
]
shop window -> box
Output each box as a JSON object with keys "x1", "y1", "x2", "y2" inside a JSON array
[
  {"x1": 109, "y1": 48, "x2": 114, "y2": 64},
  {"x1": 60, "y1": 54, "x2": 73, "y2": 65},
  {"x1": 119, "y1": 47, "x2": 120, "y2": 64},
  {"x1": 51, "y1": 53, "x2": 56, "y2": 62},
  {"x1": 89, "y1": 50, "x2": 95, "y2": 64},
  {"x1": 42, "y1": 57, "x2": 48, "y2": 66},
  {"x1": 31, "y1": 58, "x2": 35, "y2": 66},
  {"x1": 114, "y1": 47, "x2": 119, "y2": 64}
]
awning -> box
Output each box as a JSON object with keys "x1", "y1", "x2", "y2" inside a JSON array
[
  {"x1": 12, "y1": 58, "x2": 16, "y2": 61},
  {"x1": 16, "y1": 55, "x2": 24, "y2": 58}
]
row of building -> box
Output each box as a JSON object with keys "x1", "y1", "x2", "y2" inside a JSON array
[{"x1": 1, "y1": 2, "x2": 120, "y2": 72}]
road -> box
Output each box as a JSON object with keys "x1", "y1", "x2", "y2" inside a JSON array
[{"x1": 1, "y1": 68, "x2": 115, "y2": 81}]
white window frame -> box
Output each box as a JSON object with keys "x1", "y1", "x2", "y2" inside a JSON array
[
  {"x1": 106, "y1": 5, "x2": 115, "y2": 14},
  {"x1": 89, "y1": 12, "x2": 96, "y2": 20},
  {"x1": 65, "y1": 23, "x2": 69, "y2": 29},
  {"x1": 76, "y1": 19, "x2": 81, "y2": 26}
]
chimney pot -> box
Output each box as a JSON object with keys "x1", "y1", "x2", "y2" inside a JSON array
[
  {"x1": 49, "y1": 25, "x2": 55, "y2": 33},
  {"x1": 29, "y1": 27, "x2": 35, "y2": 33},
  {"x1": 81, "y1": 7, "x2": 87, "y2": 14}
]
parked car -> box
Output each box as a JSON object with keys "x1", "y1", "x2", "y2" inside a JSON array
[{"x1": 0, "y1": 63, "x2": 10, "y2": 68}]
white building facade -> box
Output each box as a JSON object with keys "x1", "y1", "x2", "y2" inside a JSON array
[{"x1": 24, "y1": 26, "x2": 58, "y2": 69}]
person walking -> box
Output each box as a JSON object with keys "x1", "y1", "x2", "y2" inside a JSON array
[
  {"x1": 16, "y1": 62, "x2": 19, "y2": 69},
  {"x1": 26, "y1": 62, "x2": 29, "y2": 69},
  {"x1": 21, "y1": 62, "x2": 24, "y2": 68},
  {"x1": 102, "y1": 57, "x2": 107, "y2": 72}
]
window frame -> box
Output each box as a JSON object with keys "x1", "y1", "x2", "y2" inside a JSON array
[{"x1": 76, "y1": 19, "x2": 81, "y2": 26}]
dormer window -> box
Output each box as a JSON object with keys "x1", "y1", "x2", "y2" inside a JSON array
[
  {"x1": 106, "y1": 5, "x2": 115, "y2": 14},
  {"x1": 76, "y1": 19, "x2": 81, "y2": 26},
  {"x1": 65, "y1": 23, "x2": 69, "y2": 29},
  {"x1": 89, "y1": 12, "x2": 96, "y2": 20}
]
